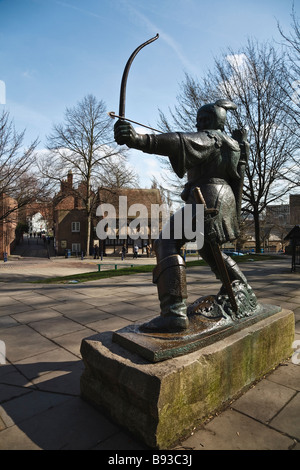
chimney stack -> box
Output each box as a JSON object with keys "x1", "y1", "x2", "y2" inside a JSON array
[{"x1": 67, "y1": 170, "x2": 73, "y2": 187}]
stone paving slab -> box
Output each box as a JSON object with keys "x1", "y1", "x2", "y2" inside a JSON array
[
  {"x1": 0, "y1": 390, "x2": 71, "y2": 427},
  {"x1": 85, "y1": 316, "x2": 142, "y2": 334},
  {"x1": 32, "y1": 363, "x2": 84, "y2": 395},
  {"x1": 0, "y1": 324, "x2": 58, "y2": 362},
  {"x1": 174, "y1": 409, "x2": 295, "y2": 450},
  {"x1": 0, "y1": 383, "x2": 33, "y2": 403},
  {"x1": 270, "y1": 393, "x2": 300, "y2": 440},
  {"x1": 28, "y1": 316, "x2": 87, "y2": 339},
  {"x1": 231, "y1": 379, "x2": 296, "y2": 423},
  {"x1": 11, "y1": 307, "x2": 63, "y2": 324},
  {"x1": 57, "y1": 307, "x2": 113, "y2": 325},
  {"x1": 0, "y1": 396, "x2": 119, "y2": 450},
  {"x1": 267, "y1": 363, "x2": 300, "y2": 391},
  {"x1": 50, "y1": 328, "x2": 97, "y2": 357},
  {"x1": 0, "y1": 303, "x2": 33, "y2": 317},
  {"x1": 0, "y1": 426, "x2": 42, "y2": 450},
  {"x1": 0, "y1": 363, "x2": 35, "y2": 387},
  {"x1": 96, "y1": 301, "x2": 158, "y2": 322},
  {"x1": 0, "y1": 316, "x2": 19, "y2": 328},
  {"x1": 10, "y1": 347, "x2": 80, "y2": 381}
]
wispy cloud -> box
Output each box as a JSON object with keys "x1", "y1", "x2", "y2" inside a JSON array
[
  {"x1": 120, "y1": 1, "x2": 198, "y2": 74},
  {"x1": 218, "y1": 53, "x2": 249, "y2": 98},
  {"x1": 226, "y1": 53, "x2": 248, "y2": 70},
  {"x1": 54, "y1": 1, "x2": 104, "y2": 21},
  {"x1": 22, "y1": 70, "x2": 35, "y2": 79},
  {"x1": 0, "y1": 80, "x2": 6, "y2": 104},
  {"x1": 159, "y1": 31, "x2": 198, "y2": 74}
]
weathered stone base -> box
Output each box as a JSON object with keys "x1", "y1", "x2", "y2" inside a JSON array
[
  {"x1": 80, "y1": 308, "x2": 295, "y2": 449},
  {"x1": 112, "y1": 304, "x2": 280, "y2": 362}
]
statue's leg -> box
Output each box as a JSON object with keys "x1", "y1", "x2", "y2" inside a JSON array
[
  {"x1": 141, "y1": 253, "x2": 188, "y2": 332},
  {"x1": 141, "y1": 209, "x2": 189, "y2": 332},
  {"x1": 199, "y1": 241, "x2": 252, "y2": 290},
  {"x1": 221, "y1": 253, "x2": 248, "y2": 286}
]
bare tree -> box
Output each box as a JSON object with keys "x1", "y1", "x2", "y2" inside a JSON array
[
  {"x1": 278, "y1": 5, "x2": 300, "y2": 80},
  {"x1": 99, "y1": 156, "x2": 140, "y2": 190},
  {"x1": 158, "y1": 40, "x2": 298, "y2": 252},
  {"x1": 150, "y1": 176, "x2": 174, "y2": 210},
  {"x1": 277, "y1": 5, "x2": 300, "y2": 134},
  {"x1": 0, "y1": 110, "x2": 40, "y2": 221},
  {"x1": 40, "y1": 94, "x2": 127, "y2": 254}
]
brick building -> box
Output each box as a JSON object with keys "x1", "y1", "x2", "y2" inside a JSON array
[
  {"x1": 53, "y1": 168, "x2": 164, "y2": 257},
  {"x1": 222, "y1": 194, "x2": 300, "y2": 253},
  {"x1": 264, "y1": 195, "x2": 300, "y2": 252},
  {"x1": 290, "y1": 194, "x2": 300, "y2": 225},
  {"x1": 97, "y1": 187, "x2": 163, "y2": 255},
  {"x1": 53, "y1": 171, "x2": 90, "y2": 256},
  {"x1": 18, "y1": 201, "x2": 54, "y2": 236}
]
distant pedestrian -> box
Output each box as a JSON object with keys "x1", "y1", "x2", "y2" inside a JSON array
[
  {"x1": 133, "y1": 245, "x2": 139, "y2": 259},
  {"x1": 94, "y1": 244, "x2": 99, "y2": 259},
  {"x1": 121, "y1": 245, "x2": 126, "y2": 260},
  {"x1": 146, "y1": 244, "x2": 150, "y2": 258}
]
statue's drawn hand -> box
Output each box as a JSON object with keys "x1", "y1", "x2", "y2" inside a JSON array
[{"x1": 114, "y1": 120, "x2": 137, "y2": 147}]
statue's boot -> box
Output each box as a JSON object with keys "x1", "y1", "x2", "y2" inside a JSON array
[
  {"x1": 218, "y1": 253, "x2": 258, "y2": 314},
  {"x1": 219, "y1": 253, "x2": 250, "y2": 290},
  {"x1": 199, "y1": 246, "x2": 255, "y2": 298},
  {"x1": 141, "y1": 254, "x2": 189, "y2": 332}
]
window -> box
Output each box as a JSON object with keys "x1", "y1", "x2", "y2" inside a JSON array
[
  {"x1": 72, "y1": 243, "x2": 81, "y2": 253},
  {"x1": 71, "y1": 222, "x2": 80, "y2": 232}
]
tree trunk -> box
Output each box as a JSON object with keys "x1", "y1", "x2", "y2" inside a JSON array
[
  {"x1": 86, "y1": 211, "x2": 91, "y2": 256},
  {"x1": 85, "y1": 175, "x2": 91, "y2": 256},
  {"x1": 253, "y1": 208, "x2": 261, "y2": 253}
]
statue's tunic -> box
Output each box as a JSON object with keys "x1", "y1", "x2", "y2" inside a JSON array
[{"x1": 143, "y1": 129, "x2": 241, "y2": 245}]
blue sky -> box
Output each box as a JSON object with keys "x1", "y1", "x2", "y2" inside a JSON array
[{"x1": 0, "y1": 0, "x2": 296, "y2": 187}]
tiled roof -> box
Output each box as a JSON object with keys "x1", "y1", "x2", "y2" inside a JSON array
[{"x1": 98, "y1": 188, "x2": 163, "y2": 216}]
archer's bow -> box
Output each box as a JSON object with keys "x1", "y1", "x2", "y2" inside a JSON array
[
  {"x1": 109, "y1": 34, "x2": 160, "y2": 133},
  {"x1": 119, "y1": 33, "x2": 159, "y2": 118}
]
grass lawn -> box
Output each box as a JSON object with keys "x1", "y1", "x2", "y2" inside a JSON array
[{"x1": 32, "y1": 254, "x2": 282, "y2": 284}]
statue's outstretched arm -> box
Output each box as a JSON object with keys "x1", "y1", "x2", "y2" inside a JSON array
[{"x1": 114, "y1": 120, "x2": 180, "y2": 157}]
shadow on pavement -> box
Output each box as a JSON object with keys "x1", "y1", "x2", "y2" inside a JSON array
[
  {"x1": 0, "y1": 359, "x2": 146, "y2": 450},
  {"x1": 12, "y1": 236, "x2": 55, "y2": 259}
]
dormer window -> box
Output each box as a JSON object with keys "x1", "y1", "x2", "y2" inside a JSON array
[{"x1": 71, "y1": 222, "x2": 80, "y2": 232}]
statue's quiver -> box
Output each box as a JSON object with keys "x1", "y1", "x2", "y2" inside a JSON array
[{"x1": 230, "y1": 129, "x2": 249, "y2": 224}]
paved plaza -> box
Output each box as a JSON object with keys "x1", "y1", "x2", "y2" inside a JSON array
[{"x1": 0, "y1": 247, "x2": 299, "y2": 450}]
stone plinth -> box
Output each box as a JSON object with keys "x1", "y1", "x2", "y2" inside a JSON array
[
  {"x1": 80, "y1": 308, "x2": 295, "y2": 449},
  {"x1": 112, "y1": 304, "x2": 282, "y2": 362}
]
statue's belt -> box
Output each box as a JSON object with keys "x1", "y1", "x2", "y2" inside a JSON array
[
  {"x1": 188, "y1": 177, "x2": 229, "y2": 186},
  {"x1": 181, "y1": 178, "x2": 229, "y2": 201}
]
